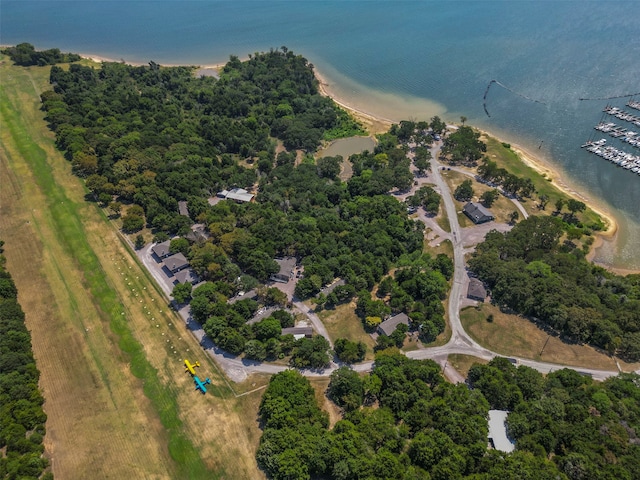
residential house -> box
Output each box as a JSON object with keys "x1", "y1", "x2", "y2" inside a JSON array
[
  {"x1": 463, "y1": 202, "x2": 494, "y2": 224},
  {"x1": 377, "y1": 313, "x2": 410, "y2": 337}
]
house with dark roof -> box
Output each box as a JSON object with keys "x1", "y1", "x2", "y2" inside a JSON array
[
  {"x1": 151, "y1": 240, "x2": 171, "y2": 260},
  {"x1": 164, "y1": 252, "x2": 189, "y2": 274},
  {"x1": 174, "y1": 268, "x2": 199, "y2": 285},
  {"x1": 467, "y1": 277, "x2": 487, "y2": 302},
  {"x1": 377, "y1": 313, "x2": 410, "y2": 337},
  {"x1": 463, "y1": 202, "x2": 494, "y2": 224}
]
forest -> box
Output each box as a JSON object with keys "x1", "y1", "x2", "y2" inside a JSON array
[
  {"x1": 0, "y1": 241, "x2": 51, "y2": 480},
  {"x1": 468, "y1": 216, "x2": 640, "y2": 361},
  {"x1": 257, "y1": 351, "x2": 640, "y2": 480},
  {"x1": 2, "y1": 42, "x2": 81, "y2": 66},
  {"x1": 32, "y1": 44, "x2": 452, "y2": 366},
  {"x1": 40, "y1": 47, "x2": 363, "y2": 238}
]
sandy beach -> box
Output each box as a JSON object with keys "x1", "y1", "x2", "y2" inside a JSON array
[{"x1": 313, "y1": 67, "x2": 640, "y2": 275}]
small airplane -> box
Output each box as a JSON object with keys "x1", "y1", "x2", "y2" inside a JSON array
[
  {"x1": 184, "y1": 359, "x2": 200, "y2": 376},
  {"x1": 193, "y1": 376, "x2": 211, "y2": 394}
]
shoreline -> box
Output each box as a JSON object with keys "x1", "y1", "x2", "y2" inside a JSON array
[
  {"x1": 68, "y1": 53, "x2": 638, "y2": 275},
  {"x1": 313, "y1": 68, "x2": 639, "y2": 275},
  {"x1": 315, "y1": 68, "x2": 393, "y2": 135}
]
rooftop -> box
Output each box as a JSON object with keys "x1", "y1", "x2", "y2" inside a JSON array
[
  {"x1": 178, "y1": 200, "x2": 189, "y2": 217},
  {"x1": 488, "y1": 410, "x2": 515, "y2": 453},
  {"x1": 164, "y1": 252, "x2": 189, "y2": 273},
  {"x1": 151, "y1": 240, "x2": 171, "y2": 259},
  {"x1": 281, "y1": 326, "x2": 313, "y2": 339},
  {"x1": 174, "y1": 268, "x2": 199, "y2": 285},
  {"x1": 463, "y1": 202, "x2": 494, "y2": 224},
  {"x1": 467, "y1": 277, "x2": 487, "y2": 300},
  {"x1": 378, "y1": 313, "x2": 410, "y2": 337},
  {"x1": 218, "y1": 188, "x2": 254, "y2": 203}
]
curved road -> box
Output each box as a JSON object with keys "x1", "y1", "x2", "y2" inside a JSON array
[{"x1": 147, "y1": 140, "x2": 629, "y2": 383}]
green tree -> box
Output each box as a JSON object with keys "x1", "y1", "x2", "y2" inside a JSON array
[
  {"x1": 134, "y1": 234, "x2": 145, "y2": 249},
  {"x1": 334, "y1": 338, "x2": 367, "y2": 364},
  {"x1": 328, "y1": 366, "x2": 364, "y2": 411},
  {"x1": 172, "y1": 282, "x2": 192, "y2": 304},
  {"x1": 453, "y1": 179, "x2": 474, "y2": 202},
  {"x1": 122, "y1": 213, "x2": 144, "y2": 233},
  {"x1": 480, "y1": 189, "x2": 500, "y2": 207}
]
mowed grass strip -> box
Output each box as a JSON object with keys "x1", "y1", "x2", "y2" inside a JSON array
[
  {"x1": 461, "y1": 304, "x2": 639, "y2": 372},
  {"x1": 0, "y1": 59, "x2": 243, "y2": 478}
]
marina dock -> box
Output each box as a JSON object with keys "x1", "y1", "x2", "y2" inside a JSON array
[
  {"x1": 603, "y1": 105, "x2": 640, "y2": 128},
  {"x1": 594, "y1": 122, "x2": 640, "y2": 148},
  {"x1": 582, "y1": 138, "x2": 640, "y2": 174},
  {"x1": 628, "y1": 99, "x2": 640, "y2": 112}
]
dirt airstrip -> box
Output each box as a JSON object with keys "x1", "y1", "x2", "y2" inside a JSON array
[{"x1": 0, "y1": 58, "x2": 265, "y2": 479}]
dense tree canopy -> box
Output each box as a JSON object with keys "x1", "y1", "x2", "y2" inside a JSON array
[
  {"x1": 0, "y1": 242, "x2": 51, "y2": 479},
  {"x1": 2, "y1": 42, "x2": 80, "y2": 66},
  {"x1": 41, "y1": 47, "x2": 363, "y2": 236},
  {"x1": 469, "y1": 216, "x2": 640, "y2": 360},
  {"x1": 257, "y1": 353, "x2": 640, "y2": 480}
]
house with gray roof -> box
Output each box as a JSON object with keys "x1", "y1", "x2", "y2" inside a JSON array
[
  {"x1": 174, "y1": 268, "x2": 199, "y2": 285},
  {"x1": 164, "y1": 252, "x2": 189, "y2": 274},
  {"x1": 217, "y1": 188, "x2": 255, "y2": 203},
  {"x1": 270, "y1": 257, "x2": 296, "y2": 283},
  {"x1": 467, "y1": 277, "x2": 487, "y2": 302},
  {"x1": 463, "y1": 202, "x2": 494, "y2": 224},
  {"x1": 151, "y1": 240, "x2": 171, "y2": 260},
  {"x1": 281, "y1": 326, "x2": 313, "y2": 340},
  {"x1": 178, "y1": 201, "x2": 190, "y2": 217},
  {"x1": 377, "y1": 313, "x2": 410, "y2": 337}
]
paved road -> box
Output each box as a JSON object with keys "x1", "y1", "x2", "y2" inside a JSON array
[{"x1": 139, "y1": 140, "x2": 630, "y2": 383}]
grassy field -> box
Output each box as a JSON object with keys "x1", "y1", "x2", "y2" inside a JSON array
[
  {"x1": 447, "y1": 354, "x2": 488, "y2": 379},
  {"x1": 461, "y1": 304, "x2": 640, "y2": 372},
  {"x1": 317, "y1": 302, "x2": 376, "y2": 360},
  {"x1": 0, "y1": 56, "x2": 265, "y2": 479},
  {"x1": 440, "y1": 169, "x2": 519, "y2": 225},
  {"x1": 483, "y1": 136, "x2": 603, "y2": 228}
]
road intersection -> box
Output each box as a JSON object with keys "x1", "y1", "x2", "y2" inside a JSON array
[{"x1": 140, "y1": 140, "x2": 629, "y2": 383}]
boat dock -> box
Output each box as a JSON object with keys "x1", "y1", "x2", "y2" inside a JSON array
[
  {"x1": 628, "y1": 99, "x2": 640, "y2": 112},
  {"x1": 603, "y1": 105, "x2": 640, "y2": 128},
  {"x1": 594, "y1": 122, "x2": 640, "y2": 148},
  {"x1": 582, "y1": 139, "x2": 640, "y2": 174}
]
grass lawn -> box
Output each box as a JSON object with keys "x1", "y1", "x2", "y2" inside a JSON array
[
  {"x1": 483, "y1": 136, "x2": 604, "y2": 229},
  {"x1": 447, "y1": 354, "x2": 489, "y2": 379},
  {"x1": 0, "y1": 56, "x2": 265, "y2": 479},
  {"x1": 435, "y1": 205, "x2": 451, "y2": 233},
  {"x1": 426, "y1": 238, "x2": 454, "y2": 259},
  {"x1": 461, "y1": 304, "x2": 639, "y2": 372},
  {"x1": 441, "y1": 169, "x2": 519, "y2": 225},
  {"x1": 317, "y1": 302, "x2": 376, "y2": 361}
]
